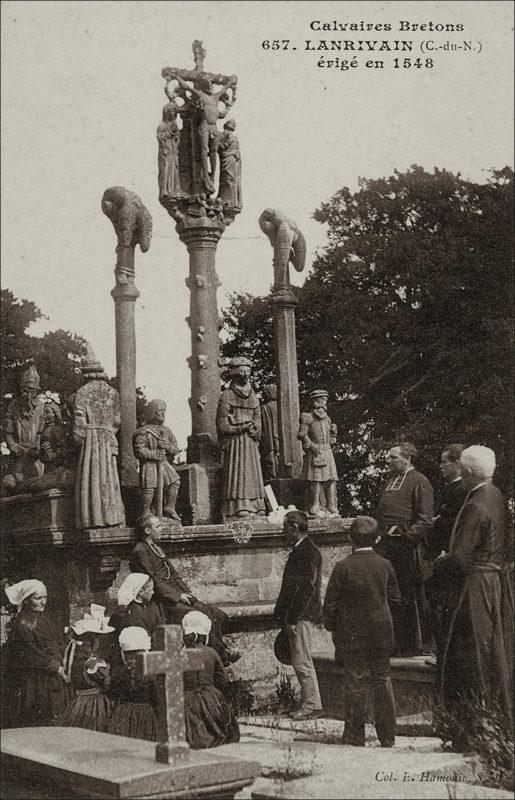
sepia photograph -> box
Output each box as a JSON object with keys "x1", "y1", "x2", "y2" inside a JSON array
[{"x1": 1, "y1": 1, "x2": 513, "y2": 798}]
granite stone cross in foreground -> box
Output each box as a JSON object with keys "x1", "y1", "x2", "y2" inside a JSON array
[{"x1": 135, "y1": 624, "x2": 204, "y2": 764}]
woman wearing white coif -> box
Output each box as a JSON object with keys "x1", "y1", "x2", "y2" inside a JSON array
[
  {"x1": 106, "y1": 626, "x2": 158, "y2": 741},
  {"x1": 181, "y1": 611, "x2": 240, "y2": 750},
  {"x1": 2, "y1": 579, "x2": 73, "y2": 727},
  {"x1": 60, "y1": 606, "x2": 114, "y2": 732},
  {"x1": 110, "y1": 573, "x2": 163, "y2": 649}
]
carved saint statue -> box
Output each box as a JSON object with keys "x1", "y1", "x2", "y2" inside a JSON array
[
  {"x1": 16, "y1": 401, "x2": 77, "y2": 494},
  {"x1": 260, "y1": 383, "x2": 280, "y2": 482},
  {"x1": 4, "y1": 360, "x2": 45, "y2": 486},
  {"x1": 259, "y1": 209, "x2": 307, "y2": 291},
  {"x1": 157, "y1": 86, "x2": 184, "y2": 201},
  {"x1": 132, "y1": 399, "x2": 181, "y2": 521},
  {"x1": 167, "y1": 72, "x2": 237, "y2": 194},
  {"x1": 73, "y1": 346, "x2": 125, "y2": 529},
  {"x1": 216, "y1": 357, "x2": 266, "y2": 519},
  {"x1": 298, "y1": 390, "x2": 339, "y2": 517},
  {"x1": 218, "y1": 119, "x2": 242, "y2": 209}
]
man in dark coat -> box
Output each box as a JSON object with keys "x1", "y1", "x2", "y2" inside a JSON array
[
  {"x1": 374, "y1": 442, "x2": 434, "y2": 656},
  {"x1": 324, "y1": 516, "x2": 401, "y2": 747},
  {"x1": 423, "y1": 444, "x2": 466, "y2": 650},
  {"x1": 130, "y1": 514, "x2": 239, "y2": 666},
  {"x1": 274, "y1": 510, "x2": 323, "y2": 720},
  {"x1": 434, "y1": 446, "x2": 512, "y2": 750}
]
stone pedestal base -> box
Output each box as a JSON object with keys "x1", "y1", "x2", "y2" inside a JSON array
[
  {"x1": 177, "y1": 463, "x2": 223, "y2": 526},
  {"x1": 313, "y1": 650, "x2": 436, "y2": 720},
  {"x1": 1, "y1": 489, "x2": 75, "y2": 540}
]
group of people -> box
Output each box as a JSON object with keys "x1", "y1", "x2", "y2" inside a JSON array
[
  {"x1": 1, "y1": 441, "x2": 512, "y2": 754},
  {"x1": 274, "y1": 443, "x2": 513, "y2": 751},
  {"x1": 0, "y1": 512, "x2": 242, "y2": 750}
]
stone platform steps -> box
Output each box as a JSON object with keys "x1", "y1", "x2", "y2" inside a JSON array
[{"x1": 312, "y1": 648, "x2": 436, "y2": 719}]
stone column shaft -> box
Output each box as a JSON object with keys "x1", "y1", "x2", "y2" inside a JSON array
[
  {"x1": 111, "y1": 245, "x2": 140, "y2": 485},
  {"x1": 180, "y1": 223, "x2": 224, "y2": 464},
  {"x1": 272, "y1": 292, "x2": 303, "y2": 479}
]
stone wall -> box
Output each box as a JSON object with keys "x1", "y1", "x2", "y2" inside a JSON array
[{"x1": 1, "y1": 490, "x2": 352, "y2": 701}]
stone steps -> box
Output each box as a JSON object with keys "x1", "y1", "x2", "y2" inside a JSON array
[{"x1": 312, "y1": 649, "x2": 436, "y2": 719}]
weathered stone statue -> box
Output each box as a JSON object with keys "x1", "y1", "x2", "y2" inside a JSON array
[
  {"x1": 298, "y1": 390, "x2": 339, "y2": 517},
  {"x1": 162, "y1": 40, "x2": 237, "y2": 198},
  {"x1": 132, "y1": 399, "x2": 181, "y2": 520},
  {"x1": 157, "y1": 88, "x2": 184, "y2": 201},
  {"x1": 218, "y1": 119, "x2": 242, "y2": 209},
  {"x1": 4, "y1": 360, "x2": 45, "y2": 485},
  {"x1": 167, "y1": 71, "x2": 237, "y2": 195},
  {"x1": 73, "y1": 346, "x2": 125, "y2": 529},
  {"x1": 216, "y1": 357, "x2": 266, "y2": 519},
  {"x1": 259, "y1": 209, "x2": 307, "y2": 292},
  {"x1": 101, "y1": 187, "x2": 152, "y2": 263},
  {"x1": 15, "y1": 401, "x2": 77, "y2": 494},
  {"x1": 260, "y1": 383, "x2": 279, "y2": 482}
]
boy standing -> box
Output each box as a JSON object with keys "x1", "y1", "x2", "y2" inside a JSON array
[{"x1": 324, "y1": 516, "x2": 400, "y2": 746}]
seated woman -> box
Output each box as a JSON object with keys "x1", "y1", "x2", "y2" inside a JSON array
[
  {"x1": 106, "y1": 626, "x2": 158, "y2": 741},
  {"x1": 110, "y1": 573, "x2": 162, "y2": 647},
  {"x1": 60, "y1": 607, "x2": 114, "y2": 732},
  {"x1": 182, "y1": 611, "x2": 240, "y2": 749},
  {"x1": 1, "y1": 579, "x2": 74, "y2": 728}
]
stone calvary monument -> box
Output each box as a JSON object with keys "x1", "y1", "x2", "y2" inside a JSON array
[{"x1": 1, "y1": 44, "x2": 351, "y2": 795}]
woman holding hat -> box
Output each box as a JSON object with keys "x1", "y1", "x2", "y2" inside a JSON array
[
  {"x1": 1, "y1": 579, "x2": 73, "y2": 728},
  {"x1": 110, "y1": 573, "x2": 162, "y2": 648},
  {"x1": 182, "y1": 611, "x2": 240, "y2": 749},
  {"x1": 60, "y1": 607, "x2": 114, "y2": 732},
  {"x1": 106, "y1": 626, "x2": 158, "y2": 741}
]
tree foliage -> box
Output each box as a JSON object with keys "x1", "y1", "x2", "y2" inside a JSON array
[
  {"x1": 222, "y1": 167, "x2": 514, "y2": 510},
  {"x1": 1, "y1": 289, "x2": 88, "y2": 441}
]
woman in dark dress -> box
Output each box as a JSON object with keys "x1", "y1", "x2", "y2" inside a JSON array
[
  {"x1": 110, "y1": 573, "x2": 163, "y2": 647},
  {"x1": 106, "y1": 626, "x2": 158, "y2": 741},
  {"x1": 2, "y1": 579, "x2": 74, "y2": 728},
  {"x1": 60, "y1": 610, "x2": 114, "y2": 732},
  {"x1": 182, "y1": 611, "x2": 240, "y2": 749}
]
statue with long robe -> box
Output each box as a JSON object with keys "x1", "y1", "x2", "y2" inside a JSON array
[
  {"x1": 73, "y1": 348, "x2": 125, "y2": 529},
  {"x1": 218, "y1": 119, "x2": 242, "y2": 209},
  {"x1": 216, "y1": 357, "x2": 266, "y2": 519},
  {"x1": 260, "y1": 383, "x2": 279, "y2": 482}
]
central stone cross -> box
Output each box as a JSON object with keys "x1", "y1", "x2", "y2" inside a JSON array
[{"x1": 135, "y1": 624, "x2": 204, "y2": 764}]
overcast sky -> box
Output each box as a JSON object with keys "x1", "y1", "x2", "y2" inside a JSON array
[{"x1": 2, "y1": 1, "x2": 513, "y2": 447}]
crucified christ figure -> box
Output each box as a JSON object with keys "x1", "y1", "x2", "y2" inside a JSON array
[{"x1": 168, "y1": 73, "x2": 236, "y2": 194}]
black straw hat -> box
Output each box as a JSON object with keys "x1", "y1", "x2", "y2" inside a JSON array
[{"x1": 273, "y1": 628, "x2": 292, "y2": 665}]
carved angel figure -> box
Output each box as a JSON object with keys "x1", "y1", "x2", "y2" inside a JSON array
[{"x1": 258, "y1": 209, "x2": 306, "y2": 291}]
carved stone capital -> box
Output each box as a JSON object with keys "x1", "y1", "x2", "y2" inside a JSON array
[
  {"x1": 110, "y1": 284, "x2": 140, "y2": 302},
  {"x1": 271, "y1": 288, "x2": 299, "y2": 308},
  {"x1": 178, "y1": 220, "x2": 225, "y2": 252},
  {"x1": 162, "y1": 193, "x2": 239, "y2": 240}
]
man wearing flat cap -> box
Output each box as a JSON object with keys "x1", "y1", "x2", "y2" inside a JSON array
[
  {"x1": 216, "y1": 357, "x2": 266, "y2": 519},
  {"x1": 298, "y1": 390, "x2": 338, "y2": 517}
]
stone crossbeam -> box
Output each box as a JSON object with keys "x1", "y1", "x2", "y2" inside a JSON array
[{"x1": 135, "y1": 624, "x2": 204, "y2": 764}]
